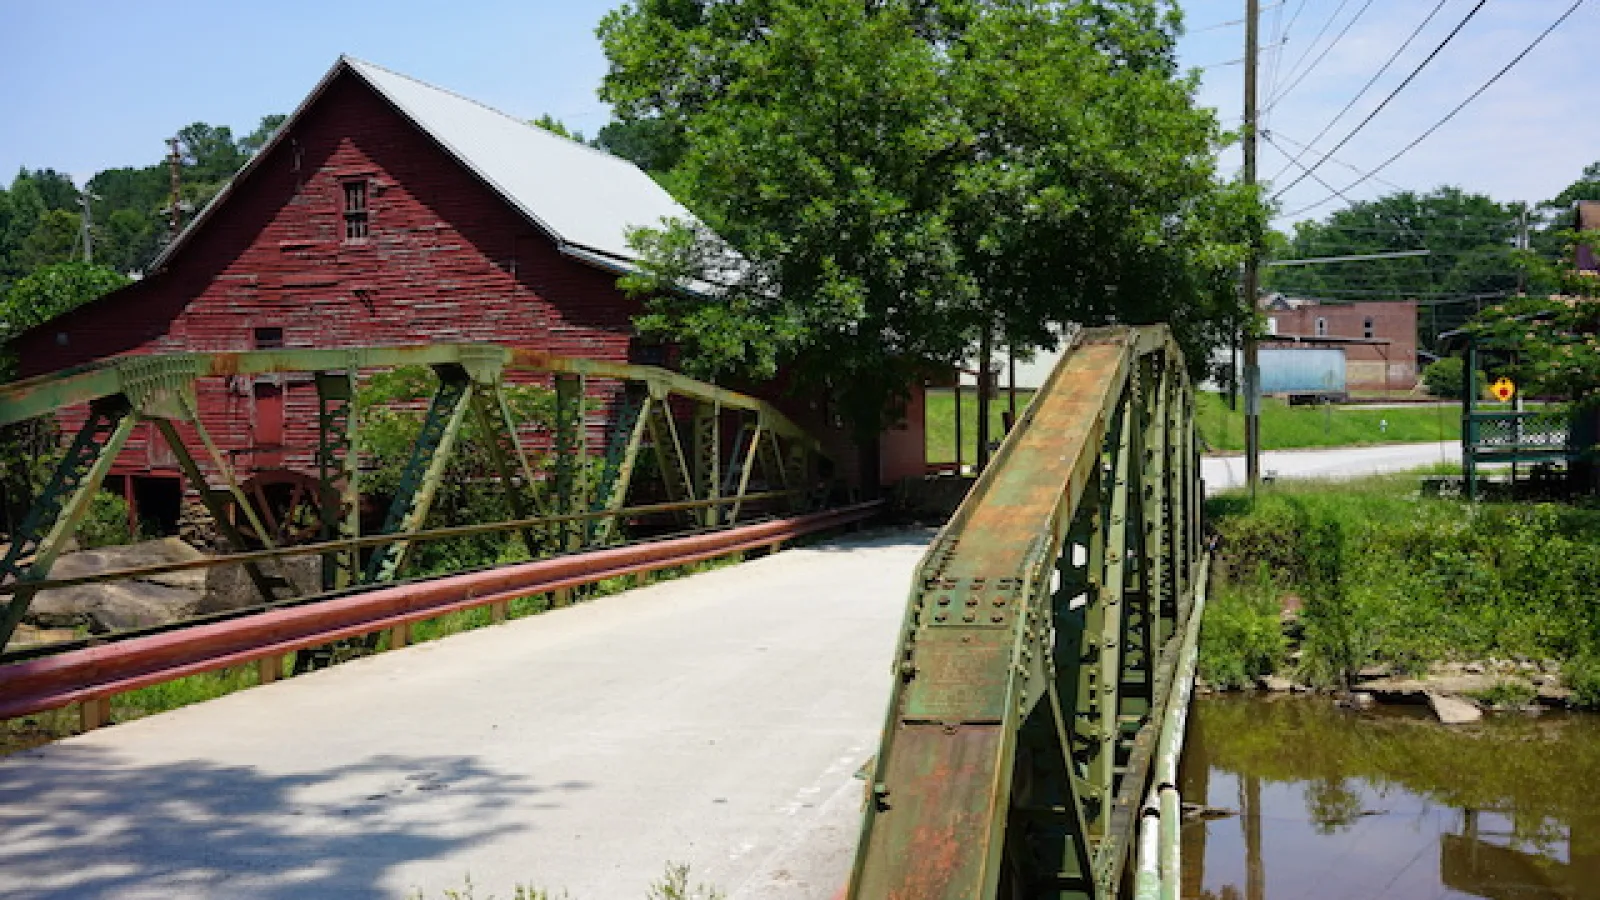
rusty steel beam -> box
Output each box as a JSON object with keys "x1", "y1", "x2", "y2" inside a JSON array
[
  {"x1": 0, "y1": 344, "x2": 817, "y2": 447},
  {"x1": 848, "y1": 325, "x2": 1204, "y2": 900},
  {"x1": 0, "y1": 502, "x2": 880, "y2": 721}
]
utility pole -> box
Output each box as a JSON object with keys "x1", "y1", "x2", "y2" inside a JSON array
[
  {"x1": 167, "y1": 136, "x2": 184, "y2": 241},
  {"x1": 1243, "y1": 0, "x2": 1262, "y2": 495},
  {"x1": 78, "y1": 190, "x2": 93, "y2": 264},
  {"x1": 1517, "y1": 202, "x2": 1529, "y2": 295}
]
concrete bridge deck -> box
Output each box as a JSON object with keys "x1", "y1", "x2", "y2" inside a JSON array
[{"x1": 0, "y1": 531, "x2": 930, "y2": 900}]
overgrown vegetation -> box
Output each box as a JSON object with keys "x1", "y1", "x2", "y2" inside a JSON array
[
  {"x1": 1203, "y1": 475, "x2": 1600, "y2": 700},
  {"x1": 356, "y1": 366, "x2": 559, "y2": 576},
  {"x1": 1194, "y1": 391, "x2": 1460, "y2": 453}
]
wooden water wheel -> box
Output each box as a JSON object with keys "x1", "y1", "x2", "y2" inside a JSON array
[{"x1": 228, "y1": 470, "x2": 329, "y2": 549}]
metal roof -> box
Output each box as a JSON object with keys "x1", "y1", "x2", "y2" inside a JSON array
[
  {"x1": 345, "y1": 57, "x2": 694, "y2": 264},
  {"x1": 152, "y1": 56, "x2": 695, "y2": 275}
]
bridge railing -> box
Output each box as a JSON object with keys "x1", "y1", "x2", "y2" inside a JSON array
[
  {"x1": 0, "y1": 344, "x2": 833, "y2": 654},
  {"x1": 848, "y1": 325, "x2": 1206, "y2": 900}
]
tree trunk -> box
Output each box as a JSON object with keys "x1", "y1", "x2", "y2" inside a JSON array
[{"x1": 976, "y1": 324, "x2": 993, "y2": 471}]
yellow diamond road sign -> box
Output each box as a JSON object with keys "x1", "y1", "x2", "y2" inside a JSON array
[{"x1": 1491, "y1": 377, "x2": 1516, "y2": 403}]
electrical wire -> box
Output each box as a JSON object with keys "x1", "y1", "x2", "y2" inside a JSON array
[
  {"x1": 1264, "y1": 0, "x2": 1378, "y2": 112},
  {"x1": 1272, "y1": 0, "x2": 1491, "y2": 200},
  {"x1": 1281, "y1": 0, "x2": 1585, "y2": 218},
  {"x1": 1268, "y1": 0, "x2": 1451, "y2": 183},
  {"x1": 1267, "y1": 0, "x2": 1353, "y2": 106},
  {"x1": 1268, "y1": 130, "x2": 1407, "y2": 192}
]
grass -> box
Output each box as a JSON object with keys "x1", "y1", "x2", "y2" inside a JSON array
[
  {"x1": 1202, "y1": 472, "x2": 1600, "y2": 698},
  {"x1": 1195, "y1": 390, "x2": 1462, "y2": 453},
  {"x1": 924, "y1": 387, "x2": 1036, "y2": 465},
  {"x1": 926, "y1": 388, "x2": 1463, "y2": 463}
]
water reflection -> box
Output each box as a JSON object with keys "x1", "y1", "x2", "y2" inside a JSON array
[{"x1": 1179, "y1": 695, "x2": 1600, "y2": 899}]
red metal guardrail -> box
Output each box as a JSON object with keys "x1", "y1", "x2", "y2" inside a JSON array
[{"x1": 0, "y1": 502, "x2": 881, "y2": 720}]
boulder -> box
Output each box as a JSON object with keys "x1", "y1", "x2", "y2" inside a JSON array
[
  {"x1": 1426, "y1": 692, "x2": 1482, "y2": 725},
  {"x1": 26, "y1": 538, "x2": 209, "y2": 632},
  {"x1": 200, "y1": 556, "x2": 322, "y2": 613},
  {"x1": 31, "y1": 580, "x2": 202, "y2": 632},
  {"x1": 1259, "y1": 675, "x2": 1294, "y2": 693}
]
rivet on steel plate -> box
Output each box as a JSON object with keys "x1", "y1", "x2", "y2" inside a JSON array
[
  {"x1": 962, "y1": 611, "x2": 976, "y2": 623},
  {"x1": 991, "y1": 613, "x2": 1004, "y2": 623},
  {"x1": 935, "y1": 612, "x2": 948, "y2": 622},
  {"x1": 938, "y1": 595, "x2": 952, "y2": 606}
]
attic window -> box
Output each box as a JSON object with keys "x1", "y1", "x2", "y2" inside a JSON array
[
  {"x1": 1315, "y1": 317, "x2": 1328, "y2": 338},
  {"x1": 342, "y1": 180, "x2": 369, "y2": 241}
]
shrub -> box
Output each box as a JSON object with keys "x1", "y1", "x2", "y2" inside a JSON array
[
  {"x1": 1199, "y1": 568, "x2": 1285, "y2": 689},
  {"x1": 78, "y1": 490, "x2": 134, "y2": 549},
  {"x1": 1421, "y1": 356, "x2": 1486, "y2": 400}
]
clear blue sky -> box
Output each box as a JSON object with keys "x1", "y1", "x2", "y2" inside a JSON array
[{"x1": 2, "y1": 0, "x2": 1594, "y2": 228}]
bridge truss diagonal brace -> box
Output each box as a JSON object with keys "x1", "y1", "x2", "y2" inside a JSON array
[
  {"x1": 364, "y1": 364, "x2": 475, "y2": 584},
  {"x1": 467, "y1": 380, "x2": 547, "y2": 558},
  {"x1": 0, "y1": 397, "x2": 136, "y2": 650},
  {"x1": 315, "y1": 367, "x2": 361, "y2": 591}
]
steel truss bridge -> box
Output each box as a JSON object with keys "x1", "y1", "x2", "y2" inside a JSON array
[{"x1": 0, "y1": 325, "x2": 1207, "y2": 900}]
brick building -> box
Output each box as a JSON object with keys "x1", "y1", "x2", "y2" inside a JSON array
[
  {"x1": 1263, "y1": 297, "x2": 1419, "y2": 392},
  {"x1": 12, "y1": 57, "x2": 923, "y2": 525}
]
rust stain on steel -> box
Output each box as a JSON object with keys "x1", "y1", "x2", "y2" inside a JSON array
[
  {"x1": 857, "y1": 725, "x2": 1003, "y2": 899},
  {"x1": 851, "y1": 328, "x2": 1181, "y2": 900},
  {"x1": 0, "y1": 502, "x2": 879, "y2": 721},
  {"x1": 945, "y1": 340, "x2": 1126, "y2": 579}
]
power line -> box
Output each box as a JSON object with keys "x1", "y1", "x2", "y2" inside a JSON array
[
  {"x1": 1265, "y1": 0, "x2": 1378, "y2": 112},
  {"x1": 1185, "y1": 2, "x2": 1286, "y2": 34},
  {"x1": 1282, "y1": 0, "x2": 1585, "y2": 218},
  {"x1": 1268, "y1": 130, "x2": 1406, "y2": 191},
  {"x1": 1268, "y1": 0, "x2": 1451, "y2": 184},
  {"x1": 1264, "y1": 130, "x2": 1392, "y2": 229},
  {"x1": 1267, "y1": 0, "x2": 1353, "y2": 104},
  {"x1": 1272, "y1": 0, "x2": 1490, "y2": 200}
]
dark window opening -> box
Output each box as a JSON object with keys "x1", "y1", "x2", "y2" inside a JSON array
[
  {"x1": 343, "y1": 180, "x2": 369, "y2": 241},
  {"x1": 254, "y1": 327, "x2": 284, "y2": 349},
  {"x1": 630, "y1": 339, "x2": 670, "y2": 368},
  {"x1": 1315, "y1": 317, "x2": 1328, "y2": 338},
  {"x1": 131, "y1": 476, "x2": 182, "y2": 536},
  {"x1": 1363, "y1": 317, "x2": 1375, "y2": 339}
]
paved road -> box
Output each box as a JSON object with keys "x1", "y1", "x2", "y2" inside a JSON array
[
  {"x1": 1201, "y1": 441, "x2": 1460, "y2": 492},
  {"x1": 0, "y1": 531, "x2": 931, "y2": 900}
]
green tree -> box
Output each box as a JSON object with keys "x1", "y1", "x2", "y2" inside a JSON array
[
  {"x1": 1265, "y1": 187, "x2": 1525, "y2": 349},
  {"x1": 530, "y1": 114, "x2": 585, "y2": 144},
  {"x1": 176, "y1": 122, "x2": 245, "y2": 183},
  {"x1": 238, "y1": 114, "x2": 288, "y2": 157},
  {"x1": 599, "y1": 0, "x2": 1257, "y2": 466},
  {"x1": 0, "y1": 260, "x2": 130, "y2": 341}
]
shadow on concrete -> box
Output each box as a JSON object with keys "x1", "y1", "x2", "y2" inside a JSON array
[{"x1": 0, "y1": 742, "x2": 590, "y2": 899}]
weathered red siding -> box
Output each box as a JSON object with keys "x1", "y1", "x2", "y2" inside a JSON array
[{"x1": 17, "y1": 71, "x2": 644, "y2": 480}]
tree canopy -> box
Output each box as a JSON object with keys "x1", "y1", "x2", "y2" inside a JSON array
[
  {"x1": 0, "y1": 114, "x2": 283, "y2": 312},
  {"x1": 599, "y1": 0, "x2": 1261, "y2": 443}
]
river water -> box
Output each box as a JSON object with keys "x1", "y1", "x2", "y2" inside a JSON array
[{"x1": 1179, "y1": 695, "x2": 1600, "y2": 899}]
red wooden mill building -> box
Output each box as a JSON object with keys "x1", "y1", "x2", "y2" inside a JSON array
[{"x1": 13, "y1": 56, "x2": 930, "y2": 529}]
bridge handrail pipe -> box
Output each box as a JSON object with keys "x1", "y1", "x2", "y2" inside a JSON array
[
  {"x1": 0, "y1": 502, "x2": 879, "y2": 722},
  {"x1": 0, "y1": 489, "x2": 805, "y2": 598},
  {"x1": 1135, "y1": 553, "x2": 1212, "y2": 900}
]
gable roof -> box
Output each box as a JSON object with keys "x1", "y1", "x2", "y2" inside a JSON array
[{"x1": 152, "y1": 55, "x2": 694, "y2": 275}]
